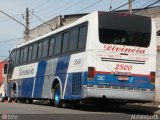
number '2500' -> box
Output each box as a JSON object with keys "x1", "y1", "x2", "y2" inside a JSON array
[{"x1": 115, "y1": 64, "x2": 132, "y2": 71}]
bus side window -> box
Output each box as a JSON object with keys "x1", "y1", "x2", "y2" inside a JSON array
[
  {"x1": 19, "y1": 49, "x2": 24, "y2": 64},
  {"x1": 54, "y1": 34, "x2": 62, "y2": 55},
  {"x1": 32, "y1": 43, "x2": 38, "y2": 60},
  {"x1": 28, "y1": 45, "x2": 33, "y2": 62},
  {"x1": 37, "y1": 42, "x2": 43, "y2": 59},
  {"x1": 78, "y1": 25, "x2": 87, "y2": 49},
  {"x1": 62, "y1": 32, "x2": 69, "y2": 53},
  {"x1": 69, "y1": 28, "x2": 79, "y2": 51},
  {"x1": 15, "y1": 49, "x2": 20, "y2": 65},
  {"x1": 23, "y1": 47, "x2": 28, "y2": 62},
  {"x1": 10, "y1": 50, "x2": 16, "y2": 65},
  {"x1": 42, "y1": 39, "x2": 49, "y2": 58},
  {"x1": 49, "y1": 37, "x2": 55, "y2": 57}
]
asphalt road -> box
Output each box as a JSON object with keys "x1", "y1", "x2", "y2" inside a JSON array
[{"x1": 0, "y1": 101, "x2": 159, "y2": 120}]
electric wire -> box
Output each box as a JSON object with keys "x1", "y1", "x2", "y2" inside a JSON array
[
  {"x1": 111, "y1": 0, "x2": 136, "y2": 12},
  {"x1": 75, "y1": 0, "x2": 104, "y2": 14},
  {"x1": 33, "y1": 0, "x2": 59, "y2": 14},
  {"x1": 49, "y1": 0, "x2": 82, "y2": 17},
  {"x1": 32, "y1": 13, "x2": 53, "y2": 31},
  {"x1": 34, "y1": 0, "x2": 75, "y2": 19},
  {"x1": 133, "y1": 0, "x2": 160, "y2": 14},
  {"x1": 32, "y1": 0, "x2": 53, "y2": 10},
  {"x1": 31, "y1": 0, "x2": 84, "y2": 25}
]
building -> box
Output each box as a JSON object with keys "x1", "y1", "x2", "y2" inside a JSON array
[{"x1": 27, "y1": 14, "x2": 87, "y2": 40}]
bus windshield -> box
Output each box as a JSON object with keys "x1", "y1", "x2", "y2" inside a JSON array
[
  {"x1": 99, "y1": 28, "x2": 150, "y2": 47},
  {"x1": 98, "y1": 12, "x2": 151, "y2": 47}
]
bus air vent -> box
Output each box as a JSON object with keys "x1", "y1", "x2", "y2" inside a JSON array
[{"x1": 72, "y1": 73, "x2": 82, "y2": 96}]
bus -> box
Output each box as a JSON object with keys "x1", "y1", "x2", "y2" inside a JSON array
[{"x1": 4, "y1": 11, "x2": 156, "y2": 107}]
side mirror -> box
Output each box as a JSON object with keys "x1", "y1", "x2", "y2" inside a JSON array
[{"x1": 4, "y1": 63, "x2": 8, "y2": 74}]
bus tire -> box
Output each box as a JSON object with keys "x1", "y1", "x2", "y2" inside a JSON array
[
  {"x1": 49, "y1": 99, "x2": 54, "y2": 106},
  {"x1": 17, "y1": 98, "x2": 26, "y2": 103},
  {"x1": 54, "y1": 83, "x2": 62, "y2": 107},
  {"x1": 26, "y1": 99, "x2": 33, "y2": 104}
]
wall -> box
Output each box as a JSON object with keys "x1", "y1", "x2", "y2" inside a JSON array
[{"x1": 28, "y1": 14, "x2": 87, "y2": 40}]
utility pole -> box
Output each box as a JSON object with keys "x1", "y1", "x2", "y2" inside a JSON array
[
  {"x1": 24, "y1": 8, "x2": 30, "y2": 42},
  {"x1": 128, "y1": 0, "x2": 132, "y2": 14}
]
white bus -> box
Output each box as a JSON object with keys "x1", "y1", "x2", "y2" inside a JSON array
[{"x1": 5, "y1": 11, "x2": 156, "y2": 107}]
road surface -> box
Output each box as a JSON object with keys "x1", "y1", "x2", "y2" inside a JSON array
[{"x1": 0, "y1": 101, "x2": 159, "y2": 120}]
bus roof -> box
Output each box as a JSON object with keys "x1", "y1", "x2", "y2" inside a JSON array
[{"x1": 15, "y1": 11, "x2": 151, "y2": 49}]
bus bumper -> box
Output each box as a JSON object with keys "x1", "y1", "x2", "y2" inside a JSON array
[{"x1": 83, "y1": 87, "x2": 155, "y2": 102}]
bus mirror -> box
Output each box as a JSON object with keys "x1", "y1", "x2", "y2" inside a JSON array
[{"x1": 4, "y1": 63, "x2": 8, "y2": 74}]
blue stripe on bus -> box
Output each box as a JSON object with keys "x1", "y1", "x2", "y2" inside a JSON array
[
  {"x1": 10, "y1": 70, "x2": 154, "y2": 99},
  {"x1": 55, "y1": 55, "x2": 71, "y2": 93},
  {"x1": 20, "y1": 78, "x2": 34, "y2": 98},
  {"x1": 86, "y1": 72, "x2": 154, "y2": 90},
  {"x1": 33, "y1": 61, "x2": 47, "y2": 98}
]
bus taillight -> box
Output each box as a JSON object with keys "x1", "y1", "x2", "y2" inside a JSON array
[
  {"x1": 150, "y1": 72, "x2": 156, "y2": 83},
  {"x1": 88, "y1": 67, "x2": 96, "y2": 80}
]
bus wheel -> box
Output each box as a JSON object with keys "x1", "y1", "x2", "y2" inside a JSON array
[
  {"x1": 26, "y1": 99, "x2": 33, "y2": 104},
  {"x1": 17, "y1": 99, "x2": 26, "y2": 103},
  {"x1": 49, "y1": 99, "x2": 54, "y2": 106},
  {"x1": 54, "y1": 83, "x2": 62, "y2": 107}
]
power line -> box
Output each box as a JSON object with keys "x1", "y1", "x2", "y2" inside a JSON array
[
  {"x1": 33, "y1": 0, "x2": 71, "y2": 19},
  {"x1": 112, "y1": 0, "x2": 136, "y2": 12},
  {"x1": 0, "y1": 14, "x2": 22, "y2": 19},
  {"x1": 28, "y1": 0, "x2": 40, "y2": 7},
  {"x1": 31, "y1": 0, "x2": 83, "y2": 24},
  {"x1": 0, "y1": 43, "x2": 21, "y2": 46},
  {"x1": 48, "y1": 0, "x2": 82, "y2": 18},
  {"x1": 143, "y1": 0, "x2": 158, "y2": 7},
  {"x1": 0, "y1": 38, "x2": 23, "y2": 44},
  {"x1": 31, "y1": 0, "x2": 132, "y2": 28},
  {"x1": 33, "y1": 0, "x2": 58, "y2": 13},
  {"x1": 133, "y1": 0, "x2": 160, "y2": 14},
  {"x1": 75, "y1": 0, "x2": 104, "y2": 14},
  {"x1": 33, "y1": 0, "x2": 52, "y2": 10},
  {"x1": 0, "y1": 10, "x2": 26, "y2": 28},
  {"x1": 32, "y1": 12, "x2": 53, "y2": 31},
  {"x1": 0, "y1": 9, "x2": 30, "y2": 42},
  {"x1": 0, "y1": 56, "x2": 8, "y2": 58}
]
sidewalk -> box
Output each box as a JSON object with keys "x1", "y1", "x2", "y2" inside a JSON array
[{"x1": 126, "y1": 103, "x2": 160, "y2": 115}]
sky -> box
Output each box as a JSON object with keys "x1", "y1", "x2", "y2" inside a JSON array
[{"x1": 0, "y1": 0, "x2": 159, "y2": 60}]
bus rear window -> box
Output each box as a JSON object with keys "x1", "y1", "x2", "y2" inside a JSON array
[
  {"x1": 99, "y1": 28, "x2": 151, "y2": 47},
  {"x1": 98, "y1": 12, "x2": 151, "y2": 47}
]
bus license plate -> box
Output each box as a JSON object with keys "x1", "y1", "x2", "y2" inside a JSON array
[{"x1": 118, "y1": 76, "x2": 129, "y2": 81}]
